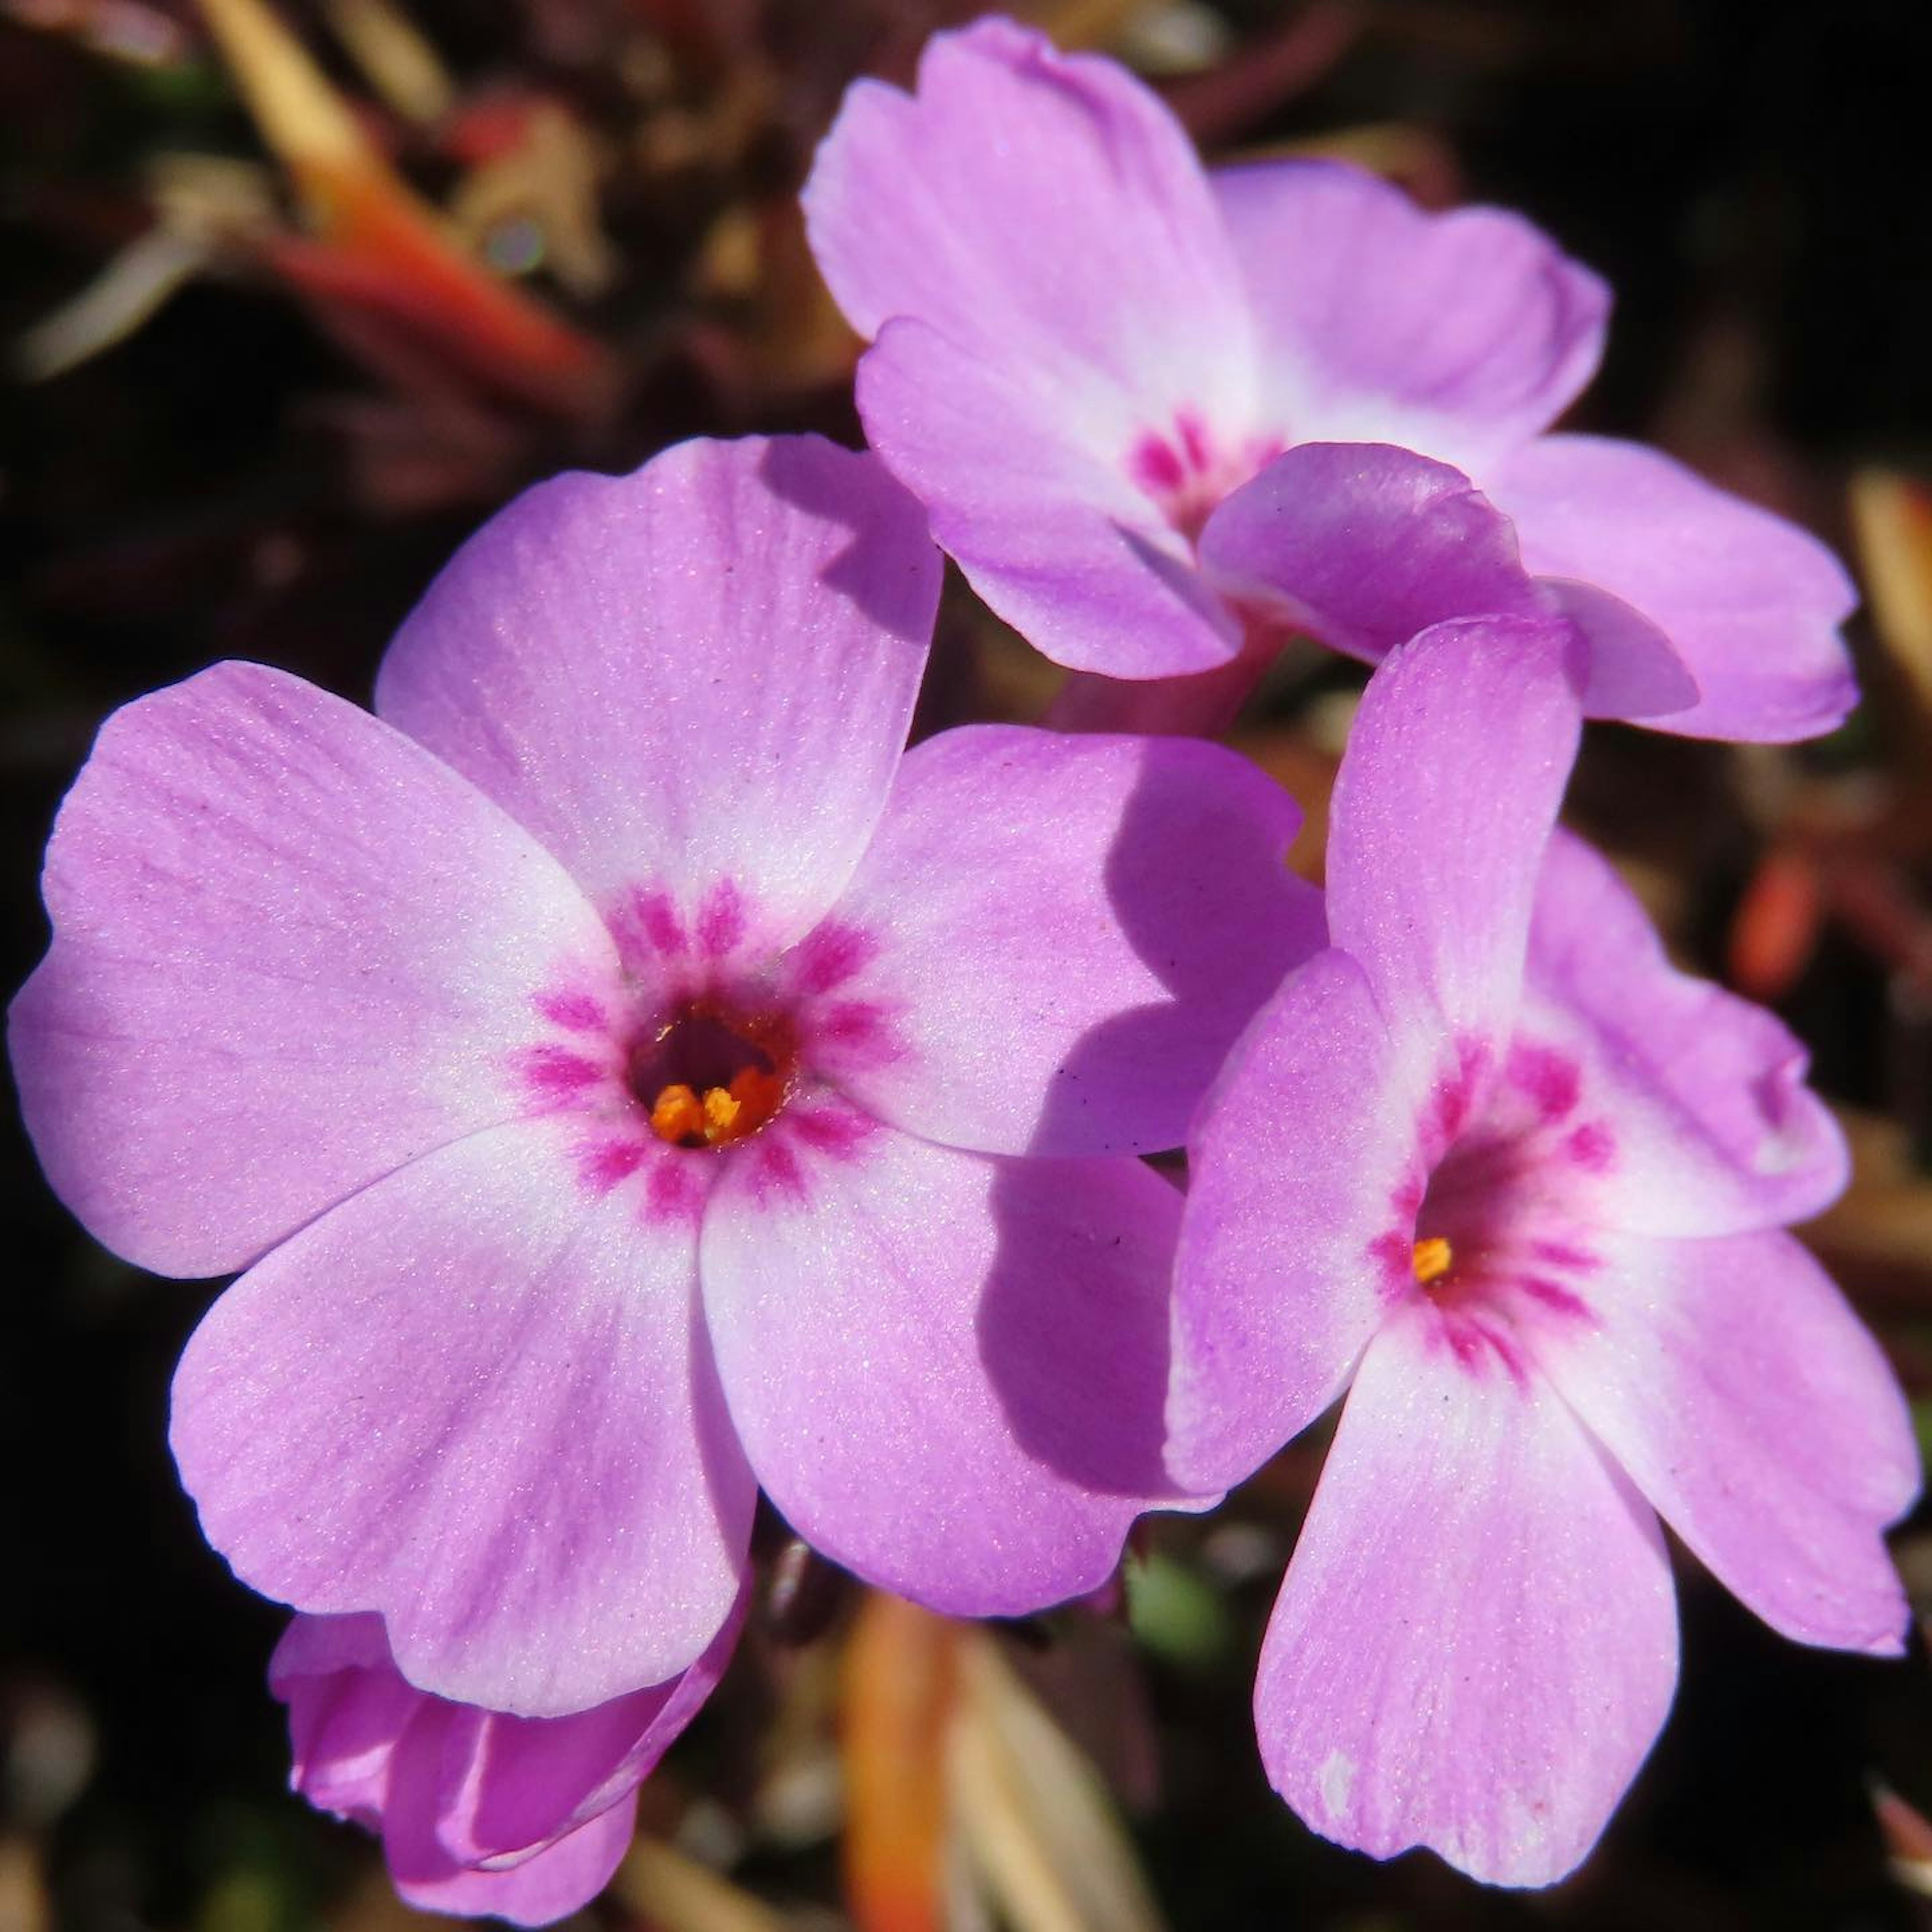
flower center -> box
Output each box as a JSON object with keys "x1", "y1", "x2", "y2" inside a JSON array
[
  {"x1": 1411, "y1": 1236, "x2": 1454, "y2": 1287},
  {"x1": 628, "y1": 1003, "x2": 793, "y2": 1149}
]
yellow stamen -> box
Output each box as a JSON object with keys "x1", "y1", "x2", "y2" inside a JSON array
[
  {"x1": 1412, "y1": 1236, "x2": 1454, "y2": 1286},
  {"x1": 701, "y1": 1084, "x2": 742, "y2": 1138},
  {"x1": 650, "y1": 1082, "x2": 704, "y2": 1145},
  {"x1": 649, "y1": 1065, "x2": 787, "y2": 1149}
]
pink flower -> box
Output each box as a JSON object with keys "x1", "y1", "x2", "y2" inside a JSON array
[
  {"x1": 1166, "y1": 615, "x2": 1915, "y2": 1885},
  {"x1": 272, "y1": 1591, "x2": 742, "y2": 1924},
  {"x1": 11, "y1": 435, "x2": 1320, "y2": 1717},
  {"x1": 804, "y1": 17, "x2": 1857, "y2": 742}
]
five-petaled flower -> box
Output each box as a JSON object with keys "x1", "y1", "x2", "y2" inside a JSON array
[
  {"x1": 270, "y1": 1592, "x2": 744, "y2": 1925},
  {"x1": 10, "y1": 434, "x2": 1320, "y2": 1719},
  {"x1": 1166, "y1": 614, "x2": 1916, "y2": 1885},
  {"x1": 805, "y1": 15, "x2": 1858, "y2": 741}
]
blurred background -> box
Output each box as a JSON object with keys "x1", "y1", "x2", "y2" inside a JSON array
[{"x1": 6, "y1": 0, "x2": 1932, "y2": 1926}]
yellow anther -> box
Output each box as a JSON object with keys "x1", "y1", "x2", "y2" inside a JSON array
[
  {"x1": 1412, "y1": 1236, "x2": 1454, "y2": 1287},
  {"x1": 649, "y1": 1065, "x2": 787, "y2": 1149},
  {"x1": 649, "y1": 1082, "x2": 705, "y2": 1145}
]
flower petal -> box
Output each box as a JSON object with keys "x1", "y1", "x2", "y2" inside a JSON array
[
  {"x1": 1168, "y1": 949, "x2": 1416, "y2": 1493},
  {"x1": 9, "y1": 663, "x2": 617, "y2": 1278},
  {"x1": 383, "y1": 1711, "x2": 637, "y2": 1926},
  {"x1": 172, "y1": 1118, "x2": 754, "y2": 1716},
  {"x1": 701, "y1": 1111, "x2": 1190, "y2": 1616},
  {"x1": 1528, "y1": 829, "x2": 1848, "y2": 1235},
  {"x1": 438, "y1": 1587, "x2": 748, "y2": 1865},
  {"x1": 1198, "y1": 442, "x2": 1548, "y2": 663},
  {"x1": 805, "y1": 18, "x2": 1251, "y2": 415},
  {"x1": 1325, "y1": 616, "x2": 1582, "y2": 1055},
  {"x1": 806, "y1": 17, "x2": 1262, "y2": 679},
  {"x1": 374, "y1": 436, "x2": 940, "y2": 950},
  {"x1": 274, "y1": 1612, "x2": 415, "y2": 1826},
  {"x1": 1486, "y1": 434, "x2": 1859, "y2": 742},
  {"x1": 813, "y1": 725, "x2": 1320, "y2": 1156},
  {"x1": 855, "y1": 318, "x2": 1241, "y2": 676},
  {"x1": 1212, "y1": 159, "x2": 1609, "y2": 476},
  {"x1": 1523, "y1": 1227, "x2": 1915, "y2": 1655},
  {"x1": 1256, "y1": 1301, "x2": 1677, "y2": 1888}
]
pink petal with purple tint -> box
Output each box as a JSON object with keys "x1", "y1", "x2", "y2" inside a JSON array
[
  {"x1": 1487, "y1": 434, "x2": 1859, "y2": 742},
  {"x1": 273, "y1": 1593, "x2": 744, "y2": 1923},
  {"x1": 9, "y1": 662, "x2": 618, "y2": 1279},
  {"x1": 805, "y1": 16, "x2": 1266, "y2": 678},
  {"x1": 1197, "y1": 442, "x2": 1548, "y2": 663},
  {"x1": 1521, "y1": 1227, "x2": 1915, "y2": 1655},
  {"x1": 1168, "y1": 949, "x2": 1420, "y2": 1493},
  {"x1": 381, "y1": 1712, "x2": 637, "y2": 1925},
  {"x1": 375, "y1": 436, "x2": 940, "y2": 951},
  {"x1": 1528, "y1": 830, "x2": 1849, "y2": 1235},
  {"x1": 701, "y1": 1105, "x2": 1195, "y2": 1616},
  {"x1": 817, "y1": 725, "x2": 1320, "y2": 1156},
  {"x1": 804, "y1": 18, "x2": 1252, "y2": 419},
  {"x1": 1324, "y1": 616, "x2": 1582, "y2": 1063},
  {"x1": 437, "y1": 1586, "x2": 748, "y2": 1865},
  {"x1": 1256, "y1": 1300, "x2": 1676, "y2": 1888},
  {"x1": 854, "y1": 317, "x2": 1244, "y2": 676},
  {"x1": 172, "y1": 1118, "x2": 753, "y2": 1717},
  {"x1": 1211, "y1": 159, "x2": 1608, "y2": 476}
]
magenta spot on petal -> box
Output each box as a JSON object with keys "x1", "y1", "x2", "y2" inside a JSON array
[
  {"x1": 697, "y1": 880, "x2": 747, "y2": 959},
  {"x1": 815, "y1": 1000, "x2": 903, "y2": 1070},
  {"x1": 644, "y1": 1158, "x2": 702, "y2": 1224},
  {"x1": 1530, "y1": 1237, "x2": 1598, "y2": 1273},
  {"x1": 1368, "y1": 1231, "x2": 1413, "y2": 1291},
  {"x1": 578, "y1": 1137, "x2": 645, "y2": 1196},
  {"x1": 1516, "y1": 1275, "x2": 1595, "y2": 1323},
  {"x1": 1443, "y1": 1313, "x2": 1531, "y2": 1390},
  {"x1": 1392, "y1": 1173, "x2": 1425, "y2": 1220},
  {"x1": 1565, "y1": 1120, "x2": 1615, "y2": 1171},
  {"x1": 515, "y1": 1044, "x2": 602, "y2": 1103},
  {"x1": 789, "y1": 1106, "x2": 874, "y2": 1158},
  {"x1": 1426, "y1": 1039, "x2": 1490, "y2": 1148},
  {"x1": 750, "y1": 1139, "x2": 805, "y2": 1203},
  {"x1": 623, "y1": 888, "x2": 687, "y2": 958},
  {"x1": 1176, "y1": 409, "x2": 1211, "y2": 472},
  {"x1": 1508, "y1": 1042, "x2": 1582, "y2": 1123},
  {"x1": 791, "y1": 920, "x2": 878, "y2": 996},
  {"x1": 536, "y1": 990, "x2": 606, "y2": 1034},
  {"x1": 1129, "y1": 434, "x2": 1187, "y2": 496}
]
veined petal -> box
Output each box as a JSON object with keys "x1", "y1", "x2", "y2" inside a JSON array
[
  {"x1": 1528, "y1": 830, "x2": 1848, "y2": 1235},
  {"x1": 172, "y1": 1118, "x2": 754, "y2": 1717},
  {"x1": 701, "y1": 1109, "x2": 1191, "y2": 1617},
  {"x1": 815, "y1": 725, "x2": 1320, "y2": 1157},
  {"x1": 1198, "y1": 442, "x2": 1547, "y2": 664},
  {"x1": 1487, "y1": 434, "x2": 1859, "y2": 743},
  {"x1": 1523, "y1": 1228, "x2": 1915, "y2": 1655},
  {"x1": 1325, "y1": 616, "x2": 1582, "y2": 1059},
  {"x1": 1212, "y1": 159, "x2": 1608, "y2": 476},
  {"x1": 1169, "y1": 949, "x2": 1419, "y2": 1493},
  {"x1": 1257, "y1": 1301, "x2": 1677, "y2": 1888},
  {"x1": 805, "y1": 18, "x2": 1253, "y2": 426},
  {"x1": 9, "y1": 662, "x2": 618, "y2": 1279},
  {"x1": 374, "y1": 436, "x2": 940, "y2": 952}
]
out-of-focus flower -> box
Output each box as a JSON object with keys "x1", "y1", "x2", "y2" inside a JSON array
[
  {"x1": 273, "y1": 1591, "x2": 745, "y2": 1924},
  {"x1": 804, "y1": 17, "x2": 1857, "y2": 742},
  {"x1": 1167, "y1": 615, "x2": 1915, "y2": 1885},
  {"x1": 11, "y1": 434, "x2": 1318, "y2": 1719}
]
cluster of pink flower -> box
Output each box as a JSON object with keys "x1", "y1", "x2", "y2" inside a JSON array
[{"x1": 11, "y1": 15, "x2": 1915, "y2": 1918}]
